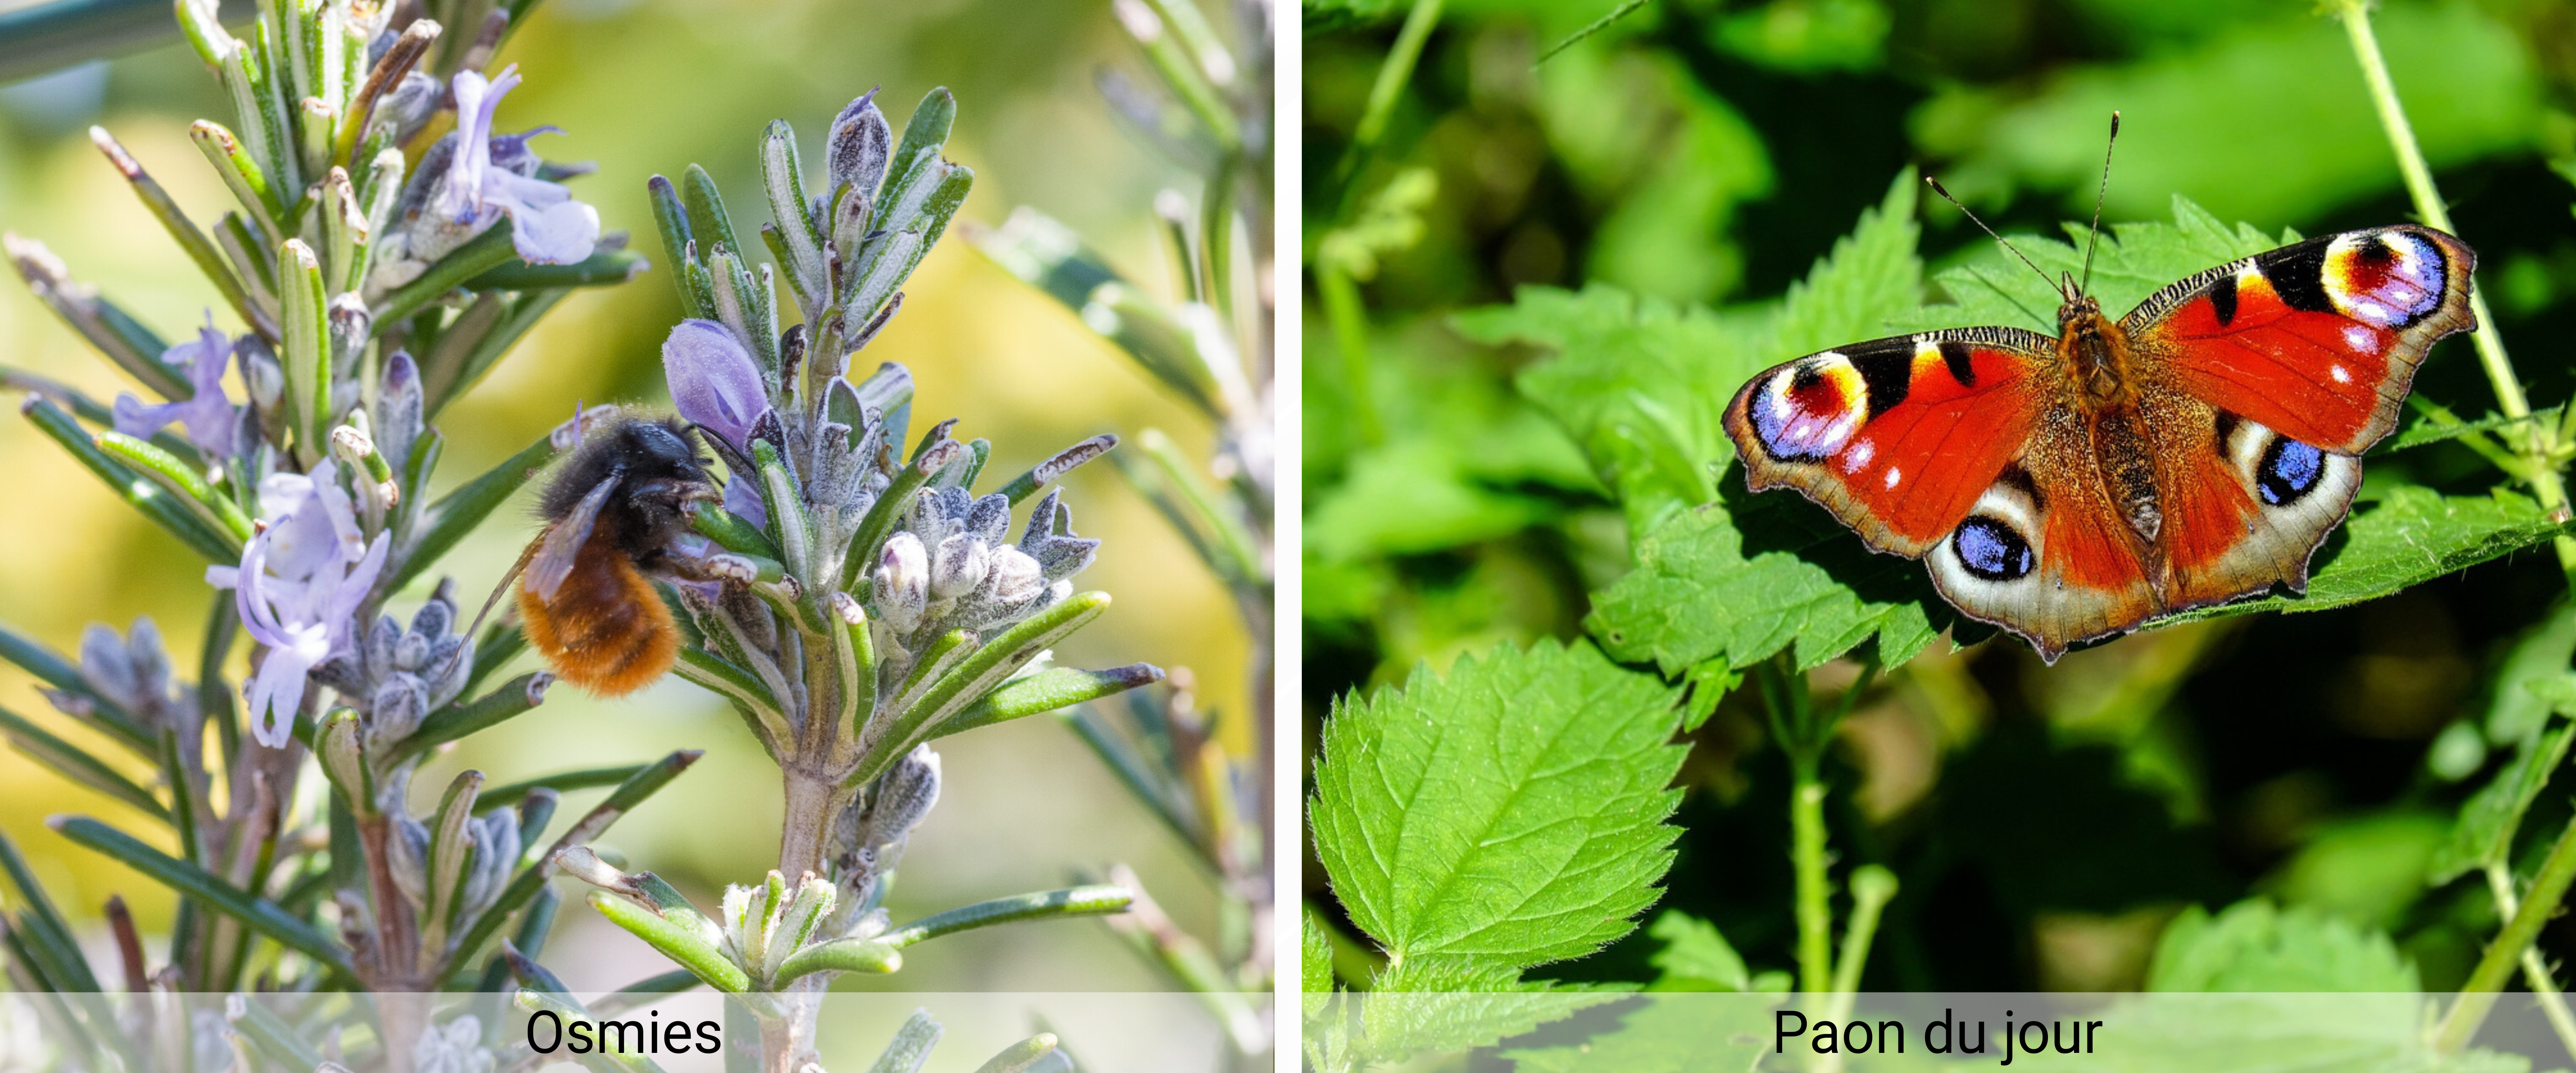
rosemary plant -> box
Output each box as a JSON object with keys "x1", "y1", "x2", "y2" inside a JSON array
[
  {"x1": 0, "y1": 1, "x2": 1161, "y2": 1072},
  {"x1": 971, "y1": 0, "x2": 1277, "y2": 1066},
  {"x1": 535, "y1": 85, "x2": 1166, "y2": 1073}
]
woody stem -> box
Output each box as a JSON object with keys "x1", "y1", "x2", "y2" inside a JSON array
[{"x1": 2338, "y1": 0, "x2": 2576, "y2": 579}]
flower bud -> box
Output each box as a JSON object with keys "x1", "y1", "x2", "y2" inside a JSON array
[
  {"x1": 554, "y1": 845, "x2": 632, "y2": 892},
  {"x1": 367, "y1": 672, "x2": 427, "y2": 751},
  {"x1": 825, "y1": 90, "x2": 893, "y2": 202},
  {"x1": 964, "y1": 547, "x2": 1046, "y2": 628},
  {"x1": 928, "y1": 532, "x2": 988, "y2": 599},
  {"x1": 327, "y1": 293, "x2": 371, "y2": 375},
  {"x1": 240, "y1": 337, "x2": 283, "y2": 408},
  {"x1": 387, "y1": 814, "x2": 431, "y2": 908},
  {"x1": 867, "y1": 746, "x2": 941, "y2": 846},
  {"x1": 365, "y1": 614, "x2": 399, "y2": 683},
  {"x1": 376, "y1": 351, "x2": 424, "y2": 474},
  {"x1": 377, "y1": 71, "x2": 442, "y2": 144},
  {"x1": 319, "y1": 709, "x2": 371, "y2": 815},
  {"x1": 875, "y1": 532, "x2": 929, "y2": 632}
]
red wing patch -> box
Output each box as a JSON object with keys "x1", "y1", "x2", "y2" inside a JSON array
[
  {"x1": 1724, "y1": 328, "x2": 2055, "y2": 557},
  {"x1": 2128, "y1": 225, "x2": 2475, "y2": 454}
]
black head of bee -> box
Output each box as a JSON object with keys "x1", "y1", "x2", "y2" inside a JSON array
[{"x1": 542, "y1": 413, "x2": 720, "y2": 557}]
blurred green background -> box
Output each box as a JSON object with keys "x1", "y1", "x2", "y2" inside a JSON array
[
  {"x1": 1303, "y1": 0, "x2": 2576, "y2": 991},
  {"x1": 0, "y1": 0, "x2": 1248, "y2": 994}
]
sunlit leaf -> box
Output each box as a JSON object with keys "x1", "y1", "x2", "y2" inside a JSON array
[{"x1": 1308, "y1": 639, "x2": 1686, "y2": 985}]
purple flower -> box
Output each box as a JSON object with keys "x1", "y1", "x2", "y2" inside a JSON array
[
  {"x1": 663, "y1": 319, "x2": 770, "y2": 447},
  {"x1": 435, "y1": 65, "x2": 599, "y2": 265},
  {"x1": 113, "y1": 314, "x2": 237, "y2": 456},
  {"x1": 207, "y1": 463, "x2": 389, "y2": 748},
  {"x1": 663, "y1": 319, "x2": 773, "y2": 526}
]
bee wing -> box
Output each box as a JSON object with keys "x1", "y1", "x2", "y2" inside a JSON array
[{"x1": 525, "y1": 473, "x2": 621, "y2": 602}]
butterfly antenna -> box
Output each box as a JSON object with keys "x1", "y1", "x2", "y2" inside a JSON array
[
  {"x1": 1926, "y1": 175, "x2": 2058, "y2": 295},
  {"x1": 2078, "y1": 111, "x2": 2121, "y2": 296}
]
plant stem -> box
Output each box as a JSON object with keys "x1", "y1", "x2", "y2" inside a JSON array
[
  {"x1": 2338, "y1": 0, "x2": 2576, "y2": 578},
  {"x1": 1790, "y1": 762, "x2": 1832, "y2": 996},
  {"x1": 1314, "y1": 261, "x2": 1382, "y2": 446},
  {"x1": 2486, "y1": 863, "x2": 2576, "y2": 1064},
  {"x1": 776, "y1": 765, "x2": 849, "y2": 881},
  {"x1": 1339, "y1": 0, "x2": 1441, "y2": 184},
  {"x1": 2438, "y1": 809, "x2": 2576, "y2": 1053}
]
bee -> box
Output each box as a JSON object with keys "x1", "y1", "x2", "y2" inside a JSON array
[{"x1": 470, "y1": 411, "x2": 720, "y2": 697}]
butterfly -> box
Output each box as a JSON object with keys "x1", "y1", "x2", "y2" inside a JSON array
[{"x1": 1719, "y1": 127, "x2": 2477, "y2": 663}]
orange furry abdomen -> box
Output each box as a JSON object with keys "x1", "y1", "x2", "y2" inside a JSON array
[{"x1": 520, "y1": 546, "x2": 678, "y2": 697}]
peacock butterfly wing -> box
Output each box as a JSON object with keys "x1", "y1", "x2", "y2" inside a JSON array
[
  {"x1": 2125, "y1": 225, "x2": 2477, "y2": 453},
  {"x1": 1723, "y1": 327, "x2": 2058, "y2": 557},
  {"x1": 2124, "y1": 225, "x2": 2475, "y2": 610}
]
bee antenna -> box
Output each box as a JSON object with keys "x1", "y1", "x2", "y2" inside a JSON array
[
  {"x1": 1926, "y1": 176, "x2": 2060, "y2": 298},
  {"x1": 2078, "y1": 111, "x2": 2120, "y2": 297}
]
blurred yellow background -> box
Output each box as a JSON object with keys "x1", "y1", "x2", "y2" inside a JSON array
[{"x1": 0, "y1": 0, "x2": 1248, "y2": 994}]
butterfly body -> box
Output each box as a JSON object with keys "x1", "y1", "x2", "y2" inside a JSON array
[{"x1": 1724, "y1": 225, "x2": 2476, "y2": 661}]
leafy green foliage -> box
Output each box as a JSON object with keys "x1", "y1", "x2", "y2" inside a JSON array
[
  {"x1": 1586, "y1": 491, "x2": 1950, "y2": 672},
  {"x1": 1308, "y1": 639, "x2": 1687, "y2": 987},
  {"x1": 2149, "y1": 900, "x2": 2418, "y2": 992},
  {"x1": 1642, "y1": 911, "x2": 1790, "y2": 993},
  {"x1": 1508, "y1": 996, "x2": 1775, "y2": 1073},
  {"x1": 2153, "y1": 488, "x2": 2572, "y2": 626},
  {"x1": 1888, "y1": 196, "x2": 2289, "y2": 334},
  {"x1": 1982, "y1": 901, "x2": 2525, "y2": 1073},
  {"x1": 1307, "y1": 0, "x2": 2576, "y2": 1064},
  {"x1": 1913, "y1": 3, "x2": 2539, "y2": 225}
]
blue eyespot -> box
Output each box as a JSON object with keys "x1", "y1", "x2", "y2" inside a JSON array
[
  {"x1": 2258, "y1": 438, "x2": 2326, "y2": 505},
  {"x1": 1953, "y1": 516, "x2": 2034, "y2": 582}
]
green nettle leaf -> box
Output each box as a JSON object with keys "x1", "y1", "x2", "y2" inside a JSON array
[
  {"x1": 1586, "y1": 485, "x2": 1955, "y2": 673},
  {"x1": 2431, "y1": 690, "x2": 2576, "y2": 886},
  {"x1": 1356, "y1": 988, "x2": 1626, "y2": 1069},
  {"x1": 1308, "y1": 639, "x2": 1688, "y2": 987},
  {"x1": 1989, "y1": 901, "x2": 2526, "y2": 1073},
  {"x1": 1506, "y1": 995, "x2": 1775, "y2": 1073},
  {"x1": 1642, "y1": 911, "x2": 1787, "y2": 993},
  {"x1": 1889, "y1": 196, "x2": 2289, "y2": 335},
  {"x1": 2149, "y1": 488, "x2": 2570, "y2": 627},
  {"x1": 1463, "y1": 168, "x2": 1924, "y2": 539},
  {"x1": 2149, "y1": 900, "x2": 2418, "y2": 993}
]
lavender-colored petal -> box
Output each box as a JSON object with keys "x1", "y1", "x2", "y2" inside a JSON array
[
  {"x1": 112, "y1": 394, "x2": 181, "y2": 440},
  {"x1": 326, "y1": 535, "x2": 392, "y2": 641},
  {"x1": 663, "y1": 319, "x2": 771, "y2": 448},
  {"x1": 441, "y1": 69, "x2": 503, "y2": 224},
  {"x1": 496, "y1": 188, "x2": 598, "y2": 264},
  {"x1": 724, "y1": 472, "x2": 768, "y2": 529},
  {"x1": 244, "y1": 640, "x2": 315, "y2": 748}
]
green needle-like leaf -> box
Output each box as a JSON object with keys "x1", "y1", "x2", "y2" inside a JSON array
[
  {"x1": 372, "y1": 224, "x2": 518, "y2": 324},
  {"x1": 390, "y1": 428, "x2": 562, "y2": 593},
  {"x1": 22, "y1": 398, "x2": 239, "y2": 563},
  {"x1": 931, "y1": 664, "x2": 1164, "y2": 741},
  {"x1": 478, "y1": 765, "x2": 654, "y2": 810},
  {"x1": 587, "y1": 891, "x2": 748, "y2": 992},
  {"x1": 445, "y1": 749, "x2": 703, "y2": 968},
  {"x1": 0, "y1": 618, "x2": 149, "y2": 754},
  {"x1": 48, "y1": 815, "x2": 351, "y2": 975},
  {"x1": 1310, "y1": 639, "x2": 1687, "y2": 987},
  {"x1": 0, "y1": 706, "x2": 165, "y2": 821},
  {"x1": 385, "y1": 672, "x2": 553, "y2": 766}
]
